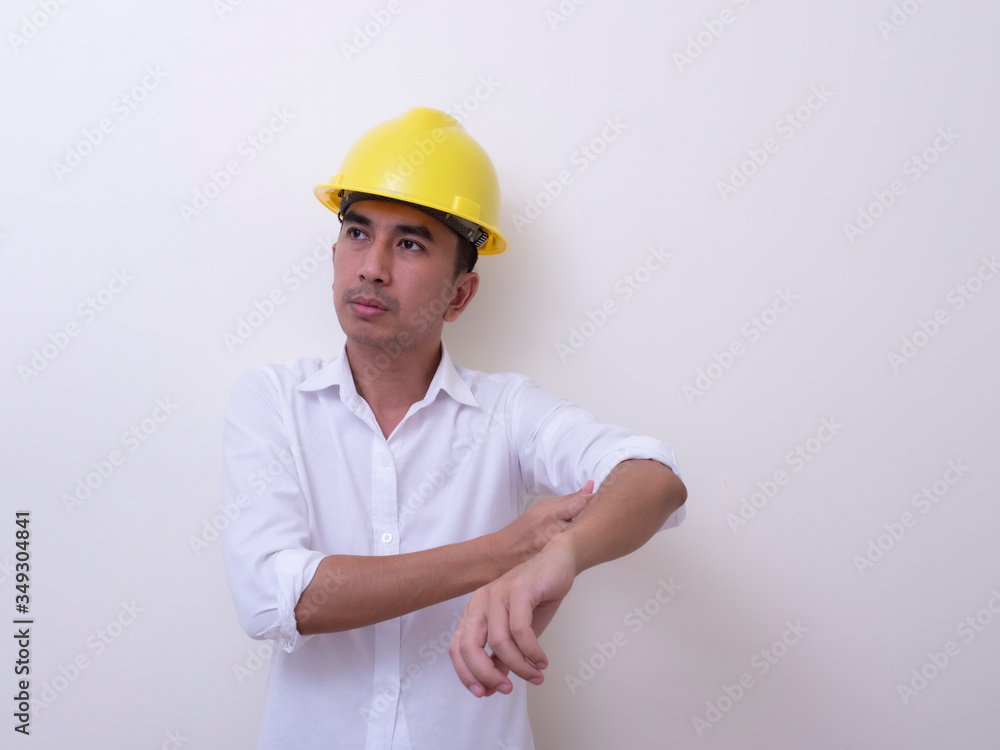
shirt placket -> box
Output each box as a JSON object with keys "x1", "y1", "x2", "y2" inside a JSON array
[{"x1": 365, "y1": 435, "x2": 401, "y2": 750}]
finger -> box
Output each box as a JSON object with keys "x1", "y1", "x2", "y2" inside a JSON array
[
  {"x1": 477, "y1": 655, "x2": 512, "y2": 697},
  {"x1": 449, "y1": 608, "x2": 492, "y2": 698},
  {"x1": 483, "y1": 594, "x2": 543, "y2": 691},
  {"x1": 449, "y1": 619, "x2": 483, "y2": 695},
  {"x1": 456, "y1": 602, "x2": 511, "y2": 696},
  {"x1": 565, "y1": 481, "x2": 596, "y2": 517},
  {"x1": 506, "y1": 591, "x2": 548, "y2": 684},
  {"x1": 477, "y1": 594, "x2": 534, "y2": 694}
]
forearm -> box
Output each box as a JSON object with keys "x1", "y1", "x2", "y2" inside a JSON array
[
  {"x1": 552, "y1": 458, "x2": 687, "y2": 575},
  {"x1": 295, "y1": 532, "x2": 508, "y2": 635},
  {"x1": 294, "y1": 482, "x2": 595, "y2": 635}
]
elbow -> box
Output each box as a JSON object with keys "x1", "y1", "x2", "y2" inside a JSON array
[
  {"x1": 295, "y1": 595, "x2": 357, "y2": 635},
  {"x1": 293, "y1": 579, "x2": 348, "y2": 635},
  {"x1": 293, "y1": 598, "x2": 318, "y2": 635},
  {"x1": 660, "y1": 465, "x2": 687, "y2": 518},
  {"x1": 653, "y1": 463, "x2": 687, "y2": 513},
  {"x1": 672, "y1": 472, "x2": 688, "y2": 509},
  {"x1": 293, "y1": 556, "x2": 363, "y2": 634}
]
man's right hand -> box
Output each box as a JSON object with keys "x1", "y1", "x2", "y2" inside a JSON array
[{"x1": 488, "y1": 481, "x2": 594, "y2": 571}]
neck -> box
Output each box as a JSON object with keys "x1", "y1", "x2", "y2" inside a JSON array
[{"x1": 345, "y1": 337, "x2": 442, "y2": 427}]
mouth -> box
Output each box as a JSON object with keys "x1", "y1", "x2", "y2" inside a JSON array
[{"x1": 348, "y1": 295, "x2": 390, "y2": 318}]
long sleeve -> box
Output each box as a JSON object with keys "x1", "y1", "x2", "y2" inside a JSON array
[
  {"x1": 220, "y1": 366, "x2": 325, "y2": 653},
  {"x1": 507, "y1": 378, "x2": 685, "y2": 531}
]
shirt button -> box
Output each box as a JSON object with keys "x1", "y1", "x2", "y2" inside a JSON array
[{"x1": 382, "y1": 532, "x2": 392, "y2": 543}]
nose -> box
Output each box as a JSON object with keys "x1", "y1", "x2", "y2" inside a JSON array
[{"x1": 358, "y1": 237, "x2": 392, "y2": 284}]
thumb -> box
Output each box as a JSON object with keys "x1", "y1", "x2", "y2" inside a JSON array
[{"x1": 567, "y1": 480, "x2": 595, "y2": 515}]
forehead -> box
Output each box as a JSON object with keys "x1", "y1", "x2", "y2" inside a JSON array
[{"x1": 342, "y1": 200, "x2": 448, "y2": 236}]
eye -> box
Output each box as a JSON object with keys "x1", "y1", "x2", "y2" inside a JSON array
[
  {"x1": 399, "y1": 239, "x2": 424, "y2": 252},
  {"x1": 346, "y1": 227, "x2": 366, "y2": 240}
]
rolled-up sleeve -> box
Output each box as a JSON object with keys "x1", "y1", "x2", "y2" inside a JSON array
[
  {"x1": 508, "y1": 378, "x2": 685, "y2": 531},
  {"x1": 220, "y1": 366, "x2": 325, "y2": 653}
]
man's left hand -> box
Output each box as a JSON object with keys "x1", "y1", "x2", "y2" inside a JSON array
[{"x1": 449, "y1": 536, "x2": 576, "y2": 697}]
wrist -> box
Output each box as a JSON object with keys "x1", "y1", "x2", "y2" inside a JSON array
[
  {"x1": 541, "y1": 530, "x2": 581, "y2": 577},
  {"x1": 483, "y1": 530, "x2": 516, "y2": 579}
]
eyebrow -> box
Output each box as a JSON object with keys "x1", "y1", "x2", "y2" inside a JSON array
[{"x1": 341, "y1": 209, "x2": 435, "y2": 242}]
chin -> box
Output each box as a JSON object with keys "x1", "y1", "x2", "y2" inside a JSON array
[{"x1": 345, "y1": 327, "x2": 398, "y2": 352}]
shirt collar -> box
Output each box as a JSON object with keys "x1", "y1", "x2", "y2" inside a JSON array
[{"x1": 296, "y1": 340, "x2": 480, "y2": 408}]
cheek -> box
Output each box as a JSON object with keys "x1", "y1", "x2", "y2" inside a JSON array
[
  {"x1": 413, "y1": 281, "x2": 453, "y2": 321},
  {"x1": 331, "y1": 270, "x2": 351, "y2": 306},
  {"x1": 331, "y1": 254, "x2": 353, "y2": 288}
]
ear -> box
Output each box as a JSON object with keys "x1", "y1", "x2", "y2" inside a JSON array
[{"x1": 443, "y1": 271, "x2": 479, "y2": 322}]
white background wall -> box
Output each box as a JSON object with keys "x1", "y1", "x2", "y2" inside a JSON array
[{"x1": 3, "y1": 0, "x2": 999, "y2": 747}]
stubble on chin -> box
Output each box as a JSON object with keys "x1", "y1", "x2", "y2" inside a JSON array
[{"x1": 346, "y1": 328, "x2": 398, "y2": 352}]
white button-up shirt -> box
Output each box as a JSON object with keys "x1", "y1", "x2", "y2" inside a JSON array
[{"x1": 221, "y1": 343, "x2": 684, "y2": 750}]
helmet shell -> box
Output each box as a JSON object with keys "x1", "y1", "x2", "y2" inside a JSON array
[{"x1": 314, "y1": 107, "x2": 507, "y2": 255}]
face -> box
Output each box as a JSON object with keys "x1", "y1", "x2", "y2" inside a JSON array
[{"x1": 331, "y1": 199, "x2": 479, "y2": 356}]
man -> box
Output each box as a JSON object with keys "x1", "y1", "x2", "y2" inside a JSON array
[{"x1": 221, "y1": 107, "x2": 687, "y2": 750}]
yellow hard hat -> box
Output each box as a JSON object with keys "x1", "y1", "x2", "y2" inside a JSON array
[{"x1": 314, "y1": 107, "x2": 507, "y2": 255}]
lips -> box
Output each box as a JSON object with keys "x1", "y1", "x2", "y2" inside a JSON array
[
  {"x1": 347, "y1": 294, "x2": 392, "y2": 319},
  {"x1": 344, "y1": 286, "x2": 400, "y2": 321},
  {"x1": 350, "y1": 296, "x2": 387, "y2": 311}
]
